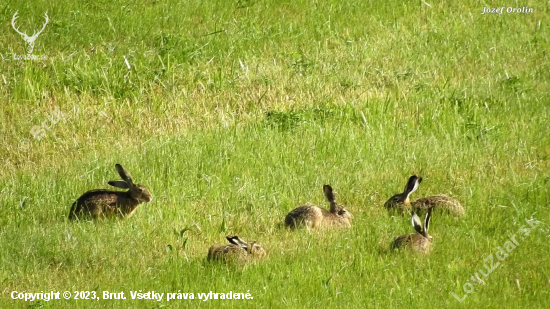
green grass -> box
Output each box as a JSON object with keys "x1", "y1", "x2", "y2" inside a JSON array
[{"x1": 1, "y1": 0, "x2": 549, "y2": 308}]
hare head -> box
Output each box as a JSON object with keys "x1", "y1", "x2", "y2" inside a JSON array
[
  {"x1": 108, "y1": 164, "x2": 153, "y2": 203},
  {"x1": 324, "y1": 184, "x2": 353, "y2": 221},
  {"x1": 385, "y1": 175, "x2": 422, "y2": 210},
  {"x1": 226, "y1": 236, "x2": 266, "y2": 258}
]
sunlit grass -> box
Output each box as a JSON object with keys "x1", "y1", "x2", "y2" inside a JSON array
[{"x1": 1, "y1": 0, "x2": 549, "y2": 308}]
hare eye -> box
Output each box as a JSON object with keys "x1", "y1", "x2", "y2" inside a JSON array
[{"x1": 138, "y1": 188, "x2": 143, "y2": 192}]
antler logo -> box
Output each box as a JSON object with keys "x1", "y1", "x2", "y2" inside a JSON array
[{"x1": 11, "y1": 11, "x2": 49, "y2": 54}]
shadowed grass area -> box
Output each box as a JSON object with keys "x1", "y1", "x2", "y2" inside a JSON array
[{"x1": 1, "y1": 0, "x2": 549, "y2": 308}]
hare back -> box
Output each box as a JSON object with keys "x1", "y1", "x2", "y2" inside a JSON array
[
  {"x1": 392, "y1": 234, "x2": 431, "y2": 253},
  {"x1": 412, "y1": 194, "x2": 464, "y2": 217},
  {"x1": 207, "y1": 244, "x2": 247, "y2": 262},
  {"x1": 69, "y1": 189, "x2": 139, "y2": 220},
  {"x1": 285, "y1": 205, "x2": 324, "y2": 228}
]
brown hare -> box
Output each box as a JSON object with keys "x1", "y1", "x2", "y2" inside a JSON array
[
  {"x1": 385, "y1": 175, "x2": 464, "y2": 217},
  {"x1": 207, "y1": 236, "x2": 266, "y2": 263},
  {"x1": 285, "y1": 184, "x2": 352, "y2": 229},
  {"x1": 68, "y1": 164, "x2": 153, "y2": 220},
  {"x1": 392, "y1": 208, "x2": 433, "y2": 254}
]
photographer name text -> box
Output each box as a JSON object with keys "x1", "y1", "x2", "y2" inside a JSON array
[{"x1": 481, "y1": 6, "x2": 533, "y2": 14}]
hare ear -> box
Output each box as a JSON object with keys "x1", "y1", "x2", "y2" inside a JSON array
[
  {"x1": 411, "y1": 212, "x2": 423, "y2": 234},
  {"x1": 108, "y1": 180, "x2": 130, "y2": 189},
  {"x1": 235, "y1": 237, "x2": 249, "y2": 250},
  {"x1": 226, "y1": 235, "x2": 239, "y2": 245},
  {"x1": 404, "y1": 175, "x2": 421, "y2": 196},
  {"x1": 424, "y1": 208, "x2": 433, "y2": 234},
  {"x1": 226, "y1": 236, "x2": 248, "y2": 249},
  {"x1": 115, "y1": 164, "x2": 134, "y2": 185},
  {"x1": 323, "y1": 184, "x2": 336, "y2": 203}
]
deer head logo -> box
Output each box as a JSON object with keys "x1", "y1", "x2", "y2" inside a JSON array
[{"x1": 11, "y1": 11, "x2": 49, "y2": 54}]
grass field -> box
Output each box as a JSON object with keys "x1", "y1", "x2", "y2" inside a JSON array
[{"x1": 1, "y1": 0, "x2": 549, "y2": 308}]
